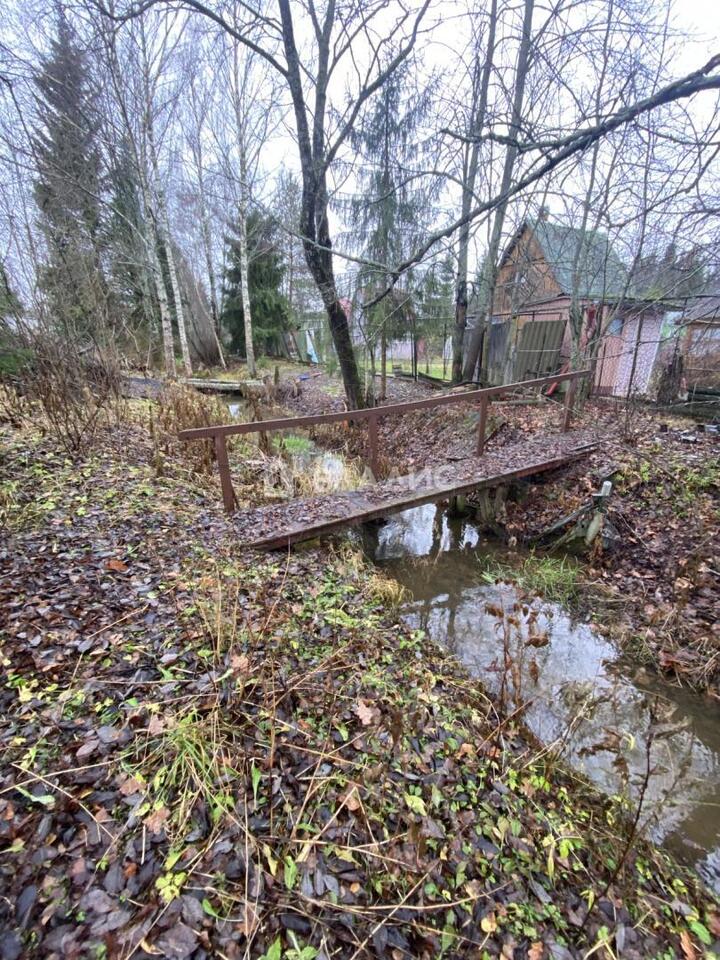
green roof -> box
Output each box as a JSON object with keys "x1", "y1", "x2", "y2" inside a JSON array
[{"x1": 528, "y1": 219, "x2": 629, "y2": 300}]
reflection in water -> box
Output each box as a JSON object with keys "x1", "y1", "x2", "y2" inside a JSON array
[
  {"x1": 373, "y1": 502, "x2": 479, "y2": 558},
  {"x1": 364, "y1": 503, "x2": 720, "y2": 892},
  {"x1": 227, "y1": 396, "x2": 246, "y2": 419}
]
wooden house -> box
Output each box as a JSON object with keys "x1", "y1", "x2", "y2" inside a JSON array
[
  {"x1": 476, "y1": 213, "x2": 666, "y2": 396},
  {"x1": 677, "y1": 296, "x2": 720, "y2": 390}
]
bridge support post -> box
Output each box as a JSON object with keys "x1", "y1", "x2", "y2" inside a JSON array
[
  {"x1": 448, "y1": 494, "x2": 467, "y2": 517},
  {"x1": 214, "y1": 435, "x2": 236, "y2": 513},
  {"x1": 476, "y1": 395, "x2": 489, "y2": 456},
  {"x1": 367, "y1": 413, "x2": 380, "y2": 479},
  {"x1": 562, "y1": 378, "x2": 576, "y2": 432}
]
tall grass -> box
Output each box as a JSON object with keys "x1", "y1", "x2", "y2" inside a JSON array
[{"x1": 480, "y1": 552, "x2": 580, "y2": 605}]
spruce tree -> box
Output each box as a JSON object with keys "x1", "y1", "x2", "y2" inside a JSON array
[
  {"x1": 417, "y1": 254, "x2": 454, "y2": 374},
  {"x1": 349, "y1": 57, "x2": 432, "y2": 398},
  {"x1": 274, "y1": 168, "x2": 324, "y2": 329},
  {"x1": 34, "y1": 10, "x2": 106, "y2": 338},
  {"x1": 107, "y1": 139, "x2": 155, "y2": 331},
  {"x1": 221, "y1": 211, "x2": 289, "y2": 359}
]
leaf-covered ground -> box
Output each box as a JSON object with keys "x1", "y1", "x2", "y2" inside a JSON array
[
  {"x1": 1, "y1": 410, "x2": 719, "y2": 959},
  {"x1": 500, "y1": 411, "x2": 720, "y2": 692}
]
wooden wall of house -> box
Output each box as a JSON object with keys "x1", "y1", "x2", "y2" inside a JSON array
[
  {"x1": 685, "y1": 322, "x2": 720, "y2": 389},
  {"x1": 493, "y1": 229, "x2": 561, "y2": 318}
]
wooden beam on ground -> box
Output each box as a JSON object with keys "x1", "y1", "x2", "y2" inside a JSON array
[{"x1": 182, "y1": 378, "x2": 246, "y2": 394}]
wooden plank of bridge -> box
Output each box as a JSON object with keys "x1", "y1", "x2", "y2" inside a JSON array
[
  {"x1": 237, "y1": 430, "x2": 597, "y2": 551},
  {"x1": 182, "y1": 378, "x2": 247, "y2": 394}
]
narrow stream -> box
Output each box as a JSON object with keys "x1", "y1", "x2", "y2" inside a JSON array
[{"x1": 361, "y1": 502, "x2": 720, "y2": 892}]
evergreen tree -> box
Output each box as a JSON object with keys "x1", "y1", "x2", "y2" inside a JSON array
[
  {"x1": 221, "y1": 211, "x2": 289, "y2": 359},
  {"x1": 274, "y1": 168, "x2": 324, "y2": 329},
  {"x1": 107, "y1": 138, "x2": 155, "y2": 330},
  {"x1": 417, "y1": 254, "x2": 454, "y2": 372},
  {"x1": 418, "y1": 255, "x2": 454, "y2": 327},
  {"x1": 349, "y1": 57, "x2": 432, "y2": 397},
  {"x1": 34, "y1": 10, "x2": 107, "y2": 338}
]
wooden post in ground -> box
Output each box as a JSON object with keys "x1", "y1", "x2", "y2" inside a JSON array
[
  {"x1": 562, "y1": 378, "x2": 577, "y2": 432},
  {"x1": 367, "y1": 413, "x2": 380, "y2": 478},
  {"x1": 476, "y1": 395, "x2": 489, "y2": 456},
  {"x1": 214, "y1": 435, "x2": 236, "y2": 513}
]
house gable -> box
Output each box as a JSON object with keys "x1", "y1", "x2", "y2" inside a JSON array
[
  {"x1": 493, "y1": 224, "x2": 562, "y2": 316},
  {"x1": 493, "y1": 219, "x2": 628, "y2": 316}
]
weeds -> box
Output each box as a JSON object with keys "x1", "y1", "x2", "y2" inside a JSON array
[
  {"x1": 0, "y1": 337, "x2": 124, "y2": 456},
  {"x1": 124, "y1": 705, "x2": 240, "y2": 836},
  {"x1": 275, "y1": 433, "x2": 313, "y2": 456},
  {"x1": 150, "y1": 383, "x2": 245, "y2": 476},
  {"x1": 480, "y1": 552, "x2": 581, "y2": 606}
]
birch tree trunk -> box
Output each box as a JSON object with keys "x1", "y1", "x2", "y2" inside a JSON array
[
  {"x1": 148, "y1": 140, "x2": 193, "y2": 376},
  {"x1": 137, "y1": 18, "x2": 193, "y2": 378},
  {"x1": 231, "y1": 42, "x2": 256, "y2": 377},
  {"x1": 153, "y1": 245, "x2": 176, "y2": 377},
  {"x1": 193, "y1": 127, "x2": 225, "y2": 367},
  {"x1": 238, "y1": 150, "x2": 256, "y2": 377},
  {"x1": 163, "y1": 226, "x2": 193, "y2": 376}
]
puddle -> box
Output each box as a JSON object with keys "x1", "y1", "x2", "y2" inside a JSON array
[
  {"x1": 363, "y1": 502, "x2": 720, "y2": 891},
  {"x1": 227, "y1": 398, "x2": 358, "y2": 498}
]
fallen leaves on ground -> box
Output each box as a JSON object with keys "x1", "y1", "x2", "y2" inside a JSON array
[{"x1": 1, "y1": 402, "x2": 718, "y2": 959}]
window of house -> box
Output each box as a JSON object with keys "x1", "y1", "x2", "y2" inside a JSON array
[{"x1": 607, "y1": 315, "x2": 623, "y2": 336}]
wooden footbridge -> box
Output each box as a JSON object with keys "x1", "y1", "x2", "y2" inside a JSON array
[{"x1": 179, "y1": 370, "x2": 595, "y2": 550}]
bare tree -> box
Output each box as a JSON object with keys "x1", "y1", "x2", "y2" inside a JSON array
[
  {"x1": 99, "y1": 0, "x2": 431, "y2": 408},
  {"x1": 462, "y1": 0, "x2": 534, "y2": 382},
  {"x1": 220, "y1": 14, "x2": 279, "y2": 377},
  {"x1": 449, "y1": 0, "x2": 497, "y2": 383},
  {"x1": 137, "y1": 13, "x2": 193, "y2": 375}
]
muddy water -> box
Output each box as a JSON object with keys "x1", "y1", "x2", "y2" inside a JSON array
[{"x1": 362, "y1": 503, "x2": 720, "y2": 892}]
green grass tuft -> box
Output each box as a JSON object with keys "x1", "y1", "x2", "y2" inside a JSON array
[{"x1": 479, "y1": 552, "x2": 580, "y2": 605}]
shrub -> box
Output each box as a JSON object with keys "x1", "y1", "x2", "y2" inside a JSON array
[
  {"x1": 0, "y1": 335, "x2": 123, "y2": 456},
  {"x1": 150, "y1": 383, "x2": 241, "y2": 476}
]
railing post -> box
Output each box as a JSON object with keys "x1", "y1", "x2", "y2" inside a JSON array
[
  {"x1": 476, "y1": 394, "x2": 489, "y2": 456},
  {"x1": 562, "y1": 377, "x2": 576, "y2": 432},
  {"x1": 214, "y1": 434, "x2": 236, "y2": 513},
  {"x1": 367, "y1": 413, "x2": 380, "y2": 479}
]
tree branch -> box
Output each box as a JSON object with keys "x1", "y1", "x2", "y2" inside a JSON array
[
  {"x1": 365, "y1": 52, "x2": 720, "y2": 308},
  {"x1": 323, "y1": 0, "x2": 432, "y2": 171},
  {"x1": 92, "y1": 0, "x2": 289, "y2": 77}
]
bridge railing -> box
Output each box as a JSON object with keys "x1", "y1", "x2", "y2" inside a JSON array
[{"x1": 179, "y1": 369, "x2": 589, "y2": 513}]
